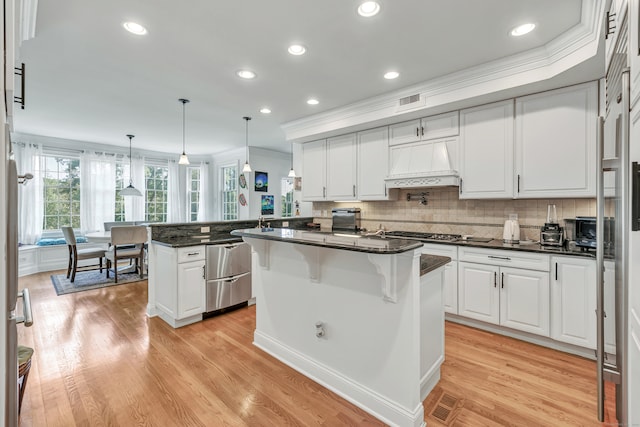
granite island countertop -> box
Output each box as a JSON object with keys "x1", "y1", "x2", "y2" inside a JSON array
[
  {"x1": 151, "y1": 232, "x2": 242, "y2": 248},
  {"x1": 420, "y1": 254, "x2": 451, "y2": 276},
  {"x1": 231, "y1": 228, "x2": 423, "y2": 254}
]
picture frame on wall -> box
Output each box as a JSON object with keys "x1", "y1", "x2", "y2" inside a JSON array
[
  {"x1": 294, "y1": 177, "x2": 302, "y2": 191},
  {"x1": 261, "y1": 194, "x2": 274, "y2": 215},
  {"x1": 255, "y1": 171, "x2": 268, "y2": 192}
]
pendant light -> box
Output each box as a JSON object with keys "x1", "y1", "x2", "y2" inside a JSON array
[
  {"x1": 121, "y1": 134, "x2": 142, "y2": 197},
  {"x1": 242, "y1": 116, "x2": 252, "y2": 173},
  {"x1": 288, "y1": 141, "x2": 296, "y2": 178},
  {"x1": 178, "y1": 98, "x2": 190, "y2": 165}
]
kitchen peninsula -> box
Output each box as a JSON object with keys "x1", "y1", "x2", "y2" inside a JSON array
[{"x1": 231, "y1": 228, "x2": 450, "y2": 427}]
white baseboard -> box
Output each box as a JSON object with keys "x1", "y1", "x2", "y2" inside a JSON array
[
  {"x1": 420, "y1": 355, "x2": 443, "y2": 401},
  {"x1": 254, "y1": 330, "x2": 425, "y2": 427}
]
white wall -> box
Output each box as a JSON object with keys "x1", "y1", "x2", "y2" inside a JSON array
[{"x1": 245, "y1": 147, "x2": 290, "y2": 219}]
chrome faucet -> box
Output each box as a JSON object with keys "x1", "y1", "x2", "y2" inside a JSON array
[{"x1": 256, "y1": 216, "x2": 264, "y2": 228}]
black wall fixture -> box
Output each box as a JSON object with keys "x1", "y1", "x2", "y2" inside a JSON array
[
  {"x1": 14, "y1": 63, "x2": 25, "y2": 109},
  {"x1": 633, "y1": 161, "x2": 640, "y2": 231}
]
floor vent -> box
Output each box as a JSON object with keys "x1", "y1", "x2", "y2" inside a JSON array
[{"x1": 430, "y1": 393, "x2": 460, "y2": 425}]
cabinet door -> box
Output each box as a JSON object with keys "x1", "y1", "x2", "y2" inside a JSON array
[
  {"x1": 458, "y1": 262, "x2": 499, "y2": 324},
  {"x1": 459, "y1": 100, "x2": 514, "y2": 199},
  {"x1": 500, "y1": 267, "x2": 550, "y2": 336},
  {"x1": 515, "y1": 82, "x2": 597, "y2": 198},
  {"x1": 389, "y1": 119, "x2": 421, "y2": 145},
  {"x1": 326, "y1": 133, "x2": 357, "y2": 200},
  {"x1": 550, "y1": 257, "x2": 596, "y2": 348},
  {"x1": 301, "y1": 139, "x2": 327, "y2": 201},
  {"x1": 357, "y1": 127, "x2": 390, "y2": 200},
  {"x1": 177, "y1": 260, "x2": 205, "y2": 319},
  {"x1": 421, "y1": 111, "x2": 459, "y2": 140},
  {"x1": 443, "y1": 262, "x2": 458, "y2": 314}
]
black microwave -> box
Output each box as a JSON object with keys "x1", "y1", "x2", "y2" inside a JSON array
[{"x1": 575, "y1": 216, "x2": 614, "y2": 249}]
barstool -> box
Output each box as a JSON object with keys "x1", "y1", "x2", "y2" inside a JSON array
[{"x1": 18, "y1": 345, "x2": 34, "y2": 415}]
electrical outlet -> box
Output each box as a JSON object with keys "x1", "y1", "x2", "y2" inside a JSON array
[
  {"x1": 282, "y1": 221, "x2": 289, "y2": 227},
  {"x1": 201, "y1": 226, "x2": 210, "y2": 233}
]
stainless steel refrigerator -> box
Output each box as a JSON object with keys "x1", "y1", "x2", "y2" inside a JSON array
[
  {"x1": 3, "y1": 125, "x2": 33, "y2": 426},
  {"x1": 596, "y1": 12, "x2": 630, "y2": 424}
]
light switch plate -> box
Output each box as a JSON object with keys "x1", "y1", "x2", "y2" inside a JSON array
[{"x1": 201, "y1": 226, "x2": 210, "y2": 233}]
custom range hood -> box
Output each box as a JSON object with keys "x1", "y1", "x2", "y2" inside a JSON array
[{"x1": 385, "y1": 137, "x2": 460, "y2": 188}]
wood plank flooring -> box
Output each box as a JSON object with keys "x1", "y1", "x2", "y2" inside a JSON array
[{"x1": 17, "y1": 271, "x2": 616, "y2": 426}]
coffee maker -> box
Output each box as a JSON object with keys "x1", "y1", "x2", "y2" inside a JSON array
[{"x1": 540, "y1": 204, "x2": 564, "y2": 246}]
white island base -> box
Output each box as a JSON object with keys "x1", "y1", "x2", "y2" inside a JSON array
[{"x1": 243, "y1": 236, "x2": 445, "y2": 427}]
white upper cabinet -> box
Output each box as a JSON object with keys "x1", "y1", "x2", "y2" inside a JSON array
[
  {"x1": 389, "y1": 111, "x2": 459, "y2": 146},
  {"x1": 301, "y1": 130, "x2": 395, "y2": 202},
  {"x1": 326, "y1": 134, "x2": 357, "y2": 200},
  {"x1": 459, "y1": 100, "x2": 515, "y2": 199},
  {"x1": 357, "y1": 126, "x2": 392, "y2": 200},
  {"x1": 301, "y1": 139, "x2": 327, "y2": 201},
  {"x1": 514, "y1": 82, "x2": 598, "y2": 198}
]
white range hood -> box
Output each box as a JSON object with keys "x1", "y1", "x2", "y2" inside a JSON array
[{"x1": 385, "y1": 137, "x2": 459, "y2": 188}]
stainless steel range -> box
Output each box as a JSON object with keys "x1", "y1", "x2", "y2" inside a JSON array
[{"x1": 384, "y1": 231, "x2": 461, "y2": 242}]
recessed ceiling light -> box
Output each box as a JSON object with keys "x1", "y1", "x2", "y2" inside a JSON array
[
  {"x1": 123, "y1": 21, "x2": 147, "y2": 35},
  {"x1": 384, "y1": 71, "x2": 399, "y2": 80},
  {"x1": 307, "y1": 98, "x2": 319, "y2": 105},
  {"x1": 237, "y1": 70, "x2": 257, "y2": 79},
  {"x1": 260, "y1": 108, "x2": 272, "y2": 114},
  {"x1": 358, "y1": 1, "x2": 380, "y2": 17},
  {"x1": 288, "y1": 44, "x2": 306, "y2": 55},
  {"x1": 510, "y1": 23, "x2": 536, "y2": 36}
]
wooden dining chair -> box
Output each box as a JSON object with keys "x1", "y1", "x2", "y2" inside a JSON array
[
  {"x1": 61, "y1": 227, "x2": 106, "y2": 282},
  {"x1": 105, "y1": 226, "x2": 147, "y2": 283}
]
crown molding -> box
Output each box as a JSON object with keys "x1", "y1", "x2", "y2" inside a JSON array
[
  {"x1": 282, "y1": 0, "x2": 605, "y2": 142},
  {"x1": 20, "y1": 0, "x2": 38, "y2": 43}
]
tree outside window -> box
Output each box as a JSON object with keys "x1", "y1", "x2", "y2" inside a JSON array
[
  {"x1": 222, "y1": 165, "x2": 238, "y2": 220},
  {"x1": 145, "y1": 164, "x2": 168, "y2": 222},
  {"x1": 187, "y1": 167, "x2": 201, "y2": 222},
  {"x1": 41, "y1": 155, "x2": 81, "y2": 230}
]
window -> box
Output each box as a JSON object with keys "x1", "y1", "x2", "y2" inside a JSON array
[
  {"x1": 187, "y1": 167, "x2": 201, "y2": 222},
  {"x1": 145, "y1": 164, "x2": 169, "y2": 222},
  {"x1": 281, "y1": 178, "x2": 294, "y2": 217},
  {"x1": 114, "y1": 161, "x2": 129, "y2": 221},
  {"x1": 41, "y1": 155, "x2": 81, "y2": 230},
  {"x1": 221, "y1": 165, "x2": 238, "y2": 220}
]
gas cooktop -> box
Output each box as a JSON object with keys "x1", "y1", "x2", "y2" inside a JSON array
[{"x1": 385, "y1": 231, "x2": 462, "y2": 242}]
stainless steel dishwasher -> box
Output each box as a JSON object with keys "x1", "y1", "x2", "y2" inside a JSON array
[{"x1": 205, "y1": 242, "x2": 252, "y2": 312}]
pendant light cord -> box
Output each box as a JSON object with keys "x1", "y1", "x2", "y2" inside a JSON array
[
  {"x1": 244, "y1": 116, "x2": 251, "y2": 163},
  {"x1": 127, "y1": 134, "x2": 134, "y2": 185}
]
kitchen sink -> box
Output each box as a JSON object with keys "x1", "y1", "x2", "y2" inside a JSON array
[{"x1": 462, "y1": 237, "x2": 493, "y2": 243}]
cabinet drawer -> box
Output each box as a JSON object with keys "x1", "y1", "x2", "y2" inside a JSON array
[
  {"x1": 177, "y1": 245, "x2": 205, "y2": 263},
  {"x1": 458, "y1": 247, "x2": 549, "y2": 271}
]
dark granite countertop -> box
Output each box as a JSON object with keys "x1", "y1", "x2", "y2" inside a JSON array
[
  {"x1": 151, "y1": 232, "x2": 242, "y2": 248},
  {"x1": 408, "y1": 237, "x2": 599, "y2": 259},
  {"x1": 420, "y1": 254, "x2": 451, "y2": 276},
  {"x1": 231, "y1": 228, "x2": 423, "y2": 254}
]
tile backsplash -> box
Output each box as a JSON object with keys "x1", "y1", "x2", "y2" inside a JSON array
[{"x1": 312, "y1": 188, "x2": 597, "y2": 241}]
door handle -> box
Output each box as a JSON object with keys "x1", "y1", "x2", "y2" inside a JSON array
[
  {"x1": 16, "y1": 289, "x2": 33, "y2": 327},
  {"x1": 494, "y1": 272, "x2": 497, "y2": 288},
  {"x1": 517, "y1": 174, "x2": 521, "y2": 193},
  {"x1": 353, "y1": 184, "x2": 356, "y2": 197},
  {"x1": 421, "y1": 126, "x2": 424, "y2": 137},
  {"x1": 555, "y1": 262, "x2": 558, "y2": 281},
  {"x1": 416, "y1": 127, "x2": 419, "y2": 137},
  {"x1": 323, "y1": 186, "x2": 326, "y2": 198},
  {"x1": 501, "y1": 272, "x2": 504, "y2": 289},
  {"x1": 459, "y1": 178, "x2": 463, "y2": 194},
  {"x1": 202, "y1": 265, "x2": 205, "y2": 279}
]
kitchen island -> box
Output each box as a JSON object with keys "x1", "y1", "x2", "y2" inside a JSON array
[{"x1": 231, "y1": 228, "x2": 450, "y2": 427}]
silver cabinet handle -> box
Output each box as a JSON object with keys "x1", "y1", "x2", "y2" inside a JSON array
[
  {"x1": 494, "y1": 272, "x2": 497, "y2": 288},
  {"x1": 323, "y1": 186, "x2": 326, "y2": 198},
  {"x1": 416, "y1": 127, "x2": 419, "y2": 137},
  {"x1": 459, "y1": 178, "x2": 463, "y2": 194},
  {"x1": 202, "y1": 265, "x2": 205, "y2": 279},
  {"x1": 353, "y1": 184, "x2": 356, "y2": 197},
  {"x1": 16, "y1": 289, "x2": 33, "y2": 327},
  {"x1": 501, "y1": 272, "x2": 504, "y2": 289},
  {"x1": 488, "y1": 255, "x2": 511, "y2": 261},
  {"x1": 187, "y1": 252, "x2": 200, "y2": 256}
]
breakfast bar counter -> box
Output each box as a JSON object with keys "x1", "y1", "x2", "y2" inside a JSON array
[{"x1": 231, "y1": 228, "x2": 449, "y2": 427}]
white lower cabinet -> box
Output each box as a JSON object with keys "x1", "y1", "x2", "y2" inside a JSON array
[
  {"x1": 177, "y1": 260, "x2": 206, "y2": 319},
  {"x1": 421, "y1": 243, "x2": 458, "y2": 314},
  {"x1": 154, "y1": 244, "x2": 206, "y2": 327},
  {"x1": 458, "y1": 247, "x2": 550, "y2": 336},
  {"x1": 550, "y1": 256, "x2": 596, "y2": 349}
]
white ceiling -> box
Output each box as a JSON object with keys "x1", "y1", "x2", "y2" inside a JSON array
[{"x1": 13, "y1": 0, "x2": 600, "y2": 156}]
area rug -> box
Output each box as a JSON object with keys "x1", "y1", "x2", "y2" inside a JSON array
[{"x1": 51, "y1": 270, "x2": 145, "y2": 295}]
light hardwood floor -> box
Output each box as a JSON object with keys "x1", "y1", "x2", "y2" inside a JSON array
[{"x1": 17, "y1": 271, "x2": 616, "y2": 426}]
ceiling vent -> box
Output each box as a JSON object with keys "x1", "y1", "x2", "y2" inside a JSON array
[{"x1": 396, "y1": 93, "x2": 426, "y2": 112}]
